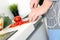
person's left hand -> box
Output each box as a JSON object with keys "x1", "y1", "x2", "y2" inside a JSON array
[
  {"x1": 30, "y1": 0, "x2": 39, "y2": 9},
  {"x1": 29, "y1": 7, "x2": 41, "y2": 22}
]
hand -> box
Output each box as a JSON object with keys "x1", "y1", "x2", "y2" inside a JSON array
[
  {"x1": 29, "y1": 7, "x2": 41, "y2": 22},
  {"x1": 30, "y1": 0, "x2": 39, "y2": 9},
  {"x1": 29, "y1": 0, "x2": 52, "y2": 22}
]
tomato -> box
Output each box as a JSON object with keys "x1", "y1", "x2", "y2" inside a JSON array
[
  {"x1": 9, "y1": 24, "x2": 15, "y2": 28},
  {"x1": 9, "y1": 22, "x2": 19, "y2": 28},
  {"x1": 14, "y1": 22, "x2": 19, "y2": 26},
  {"x1": 14, "y1": 16, "x2": 22, "y2": 22},
  {"x1": 9, "y1": 20, "x2": 29, "y2": 28},
  {"x1": 18, "y1": 21, "x2": 24, "y2": 25},
  {"x1": 9, "y1": 22, "x2": 20, "y2": 28},
  {"x1": 18, "y1": 20, "x2": 29, "y2": 25}
]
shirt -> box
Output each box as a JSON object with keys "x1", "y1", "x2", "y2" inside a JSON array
[{"x1": 45, "y1": 0, "x2": 60, "y2": 29}]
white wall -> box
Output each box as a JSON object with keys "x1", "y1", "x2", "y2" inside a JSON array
[
  {"x1": 0, "y1": 0, "x2": 31, "y2": 19},
  {"x1": 0, "y1": 0, "x2": 14, "y2": 19},
  {"x1": 8, "y1": 0, "x2": 18, "y2": 5},
  {"x1": 8, "y1": 0, "x2": 31, "y2": 18}
]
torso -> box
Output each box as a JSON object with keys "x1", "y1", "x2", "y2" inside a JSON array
[{"x1": 45, "y1": 0, "x2": 60, "y2": 29}]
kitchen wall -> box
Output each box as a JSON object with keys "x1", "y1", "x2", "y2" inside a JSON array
[
  {"x1": 8, "y1": 0, "x2": 18, "y2": 5},
  {"x1": 0, "y1": 0, "x2": 30, "y2": 19},
  {"x1": 8, "y1": 0, "x2": 31, "y2": 18},
  {"x1": 0, "y1": 0, "x2": 14, "y2": 19}
]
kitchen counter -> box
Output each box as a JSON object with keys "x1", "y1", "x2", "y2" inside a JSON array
[
  {"x1": 0, "y1": 17, "x2": 48, "y2": 40},
  {"x1": 0, "y1": 23, "x2": 35, "y2": 40}
]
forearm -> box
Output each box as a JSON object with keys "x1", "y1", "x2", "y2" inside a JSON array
[{"x1": 39, "y1": 0, "x2": 52, "y2": 15}]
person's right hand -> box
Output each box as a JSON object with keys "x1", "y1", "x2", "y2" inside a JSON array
[{"x1": 30, "y1": 0, "x2": 39, "y2": 9}]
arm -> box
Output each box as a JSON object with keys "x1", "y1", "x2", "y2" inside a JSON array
[{"x1": 39, "y1": 0, "x2": 52, "y2": 15}]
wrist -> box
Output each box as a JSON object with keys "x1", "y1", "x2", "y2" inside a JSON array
[{"x1": 38, "y1": 0, "x2": 52, "y2": 15}]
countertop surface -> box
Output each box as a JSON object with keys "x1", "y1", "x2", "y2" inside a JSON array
[{"x1": 0, "y1": 17, "x2": 48, "y2": 40}]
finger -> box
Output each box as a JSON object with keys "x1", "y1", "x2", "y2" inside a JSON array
[
  {"x1": 35, "y1": 16, "x2": 39, "y2": 21},
  {"x1": 34, "y1": 2, "x2": 38, "y2": 8},
  {"x1": 32, "y1": 15, "x2": 38, "y2": 22},
  {"x1": 30, "y1": 2, "x2": 34, "y2": 9},
  {"x1": 28, "y1": 12, "x2": 34, "y2": 22},
  {"x1": 29, "y1": 11, "x2": 36, "y2": 22},
  {"x1": 29, "y1": 15, "x2": 33, "y2": 22}
]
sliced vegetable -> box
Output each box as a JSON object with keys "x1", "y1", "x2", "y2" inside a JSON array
[
  {"x1": 9, "y1": 15, "x2": 29, "y2": 28},
  {"x1": 9, "y1": 24, "x2": 15, "y2": 28},
  {"x1": 9, "y1": 20, "x2": 29, "y2": 28},
  {"x1": 18, "y1": 21, "x2": 24, "y2": 25},
  {"x1": 14, "y1": 22, "x2": 19, "y2": 26}
]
